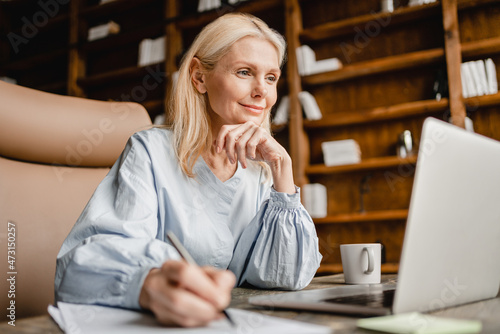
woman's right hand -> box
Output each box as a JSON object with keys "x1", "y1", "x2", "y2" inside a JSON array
[{"x1": 139, "y1": 260, "x2": 236, "y2": 327}]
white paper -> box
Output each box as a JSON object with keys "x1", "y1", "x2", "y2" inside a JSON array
[{"x1": 50, "y1": 302, "x2": 332, "y2": 334}]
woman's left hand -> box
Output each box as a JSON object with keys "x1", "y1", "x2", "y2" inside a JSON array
[{"x1": 214, "y1": 121, "x2": 296, "y2": 194}]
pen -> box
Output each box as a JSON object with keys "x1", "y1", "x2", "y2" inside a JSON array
[{"x1": 166, "y1": 231, "x2": 236, "y2": 327}]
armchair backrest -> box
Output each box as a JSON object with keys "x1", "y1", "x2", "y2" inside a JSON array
[{"x1": 0, "y1": 81, "x2": 152, "y2": 320}]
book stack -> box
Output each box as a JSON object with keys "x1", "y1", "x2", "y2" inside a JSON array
[
  {"x1": 302, "y1": 183, "x2": 328, "y2": 218},
  {"x1": 198, "y1": 0, "x2": 249, "y2": 12},
  {"x1": 461, "y1": 59, "x2": 498, "y2": 98},
  {"x1": 272, "y1": 91, "x2": 322, "y2": 126},
  {"x1": 296, "y1": 45, "x2": 342, "y2": 76},
  {"x1": 321, "y1": 139, "x2": 361, "y2": 167},
  {"x1": 138, "y1": 36, "x2": 166, "y2": 67},
  {"x1": 87, "y1": 21, "x2": 120, "y2": 41}
]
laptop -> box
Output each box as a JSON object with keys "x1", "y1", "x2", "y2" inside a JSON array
[{"x1": 249, "y1": 117, "x2": 500, "y2": 316}]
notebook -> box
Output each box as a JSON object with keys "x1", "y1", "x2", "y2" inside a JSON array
[{"x1": 249, "y1": 117, "x2": 500, "y2": 316}]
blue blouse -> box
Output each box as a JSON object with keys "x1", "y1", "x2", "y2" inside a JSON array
[{"x1": 55, "y1": 128, "x2": 322, "y2": 310}]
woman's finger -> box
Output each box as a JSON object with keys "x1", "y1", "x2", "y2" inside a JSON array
[
  {"x1": 161, "y1": 261, "x2": 231, "y2": 310},
  {"x1": 234, "y1": 125, "x2": 259, "y2": 168},
  {"x1": 220, "y1": 123, "x2": 251, "y2": 165},
  {"x1": 147, "y1": 280, "x2": 218, "y2": 327}
]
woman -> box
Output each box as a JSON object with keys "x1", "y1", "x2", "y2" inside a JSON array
[{"x1": 55, "y1": 12, "x2": 322, "y2": 327}]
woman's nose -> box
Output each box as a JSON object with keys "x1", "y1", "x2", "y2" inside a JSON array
[{"x1": 251, "y1": 79, "x2": 268, "y2": 98}]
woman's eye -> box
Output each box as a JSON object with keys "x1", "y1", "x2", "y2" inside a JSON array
[
  {"x1": 266, "y1": 76, "x2": 277, "y2": 83},
  {"x1": 237, "y1": 70, "x2": 251, "y2": 76}
]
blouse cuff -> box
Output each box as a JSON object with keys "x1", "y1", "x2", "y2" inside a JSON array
[
  {"x1": 123, "y1": 263, "x2": 159, "y2": 310},
  {"x1": 269, "y1": 185, "x2": 301, "y2": 209}
]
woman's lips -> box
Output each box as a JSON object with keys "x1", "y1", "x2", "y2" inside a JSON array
[{"x1": 240, "y1": 103, "x2": 265, "y2": 114}]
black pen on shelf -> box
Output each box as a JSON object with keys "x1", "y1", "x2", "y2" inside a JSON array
[{"x1": 166, "y1": 231, "x2": 236, "y2": 327}]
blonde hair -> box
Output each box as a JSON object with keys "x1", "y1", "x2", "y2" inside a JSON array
[{"x1": 168, "y1": 12, "x2": 287, "y2": 178}]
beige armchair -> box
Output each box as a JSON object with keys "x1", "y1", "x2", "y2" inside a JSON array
[{"x1": 0, "y1": 81, "x2": 152, "y2": 320}]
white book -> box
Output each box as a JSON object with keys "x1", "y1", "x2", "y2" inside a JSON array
[
  {"x1": 295, "y1": 47, "x2": 306, "y2": 76},
  {"x1": 88, "y1": 21, "x2": 120, "y2": 41},
  {"x1": 461, "y1": 62, "x2": 477, "y2": 97},
  {"x1": 150, "y1": 36, "x2": 166, "y2": 64},
  {"x1": 475, "y1": 60, "x2": 489, "y2": 96},
  {"x1": 461, "y1": 63, "x2": 470, "y2": 98},
  {"x1": 310, "y1": 57, "x2": 342, "y2": 75},
  {"x1": 296, "y1": 45, "x2": 317, "y2": 76},
  {"x1": 272, "y1": 95, "x2": 289, "y2": 125},
  {"x1": 485, "y1": 58, "x2": 498, "y2": 95},
  {"x1": 298, "y1": 91, "x2": 322, "y2": 120},
  {"x1": 467, "y1": 61, "x2": 486, "y2": 96},
  {"x1": 321, "y1": 139, "x2": 361, "y2": 167},
  {"x1": 303, "y1": 183, "x2": 328, "y2": 218},
  {"x1": 198, "y1": 0, "x2": 208, "y2": 12},
  {"x1": 138, "y1": 39, "x2": 152, "y2": 67}
]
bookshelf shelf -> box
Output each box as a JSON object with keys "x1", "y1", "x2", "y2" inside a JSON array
[
  {"x1": 317, "y1": 263, "x2": 399, "y2": 274},
  {"x1": 314, "y1": 209, "x2": 408, "y2": 224},
  {"x1": 299, "y1": 2, "x2": 441, "y2": 43},
  {"x1": 465, "y1": 91, "x2": 500, "y2": 108},
  {"x1": 176, "y1": 0, "x2": 283, "y2": 29},
  {"x1": 305, "y1": 156, "x2": 418, "y2": 175},
  {"x1": 77, "y1": 63, "x2": 165, "y2": 87},
  {"x1": 81, "y1": 23, "x2": 164, "y2": 53},
  {"x1": 304, "y1": 99, "x2": 449, "y2": 129},
  {"x1": 302, "y1": 48, "x2": 445, "y2": 87},
  {"x1": 1, "y1": 48, "x2": 68, "y2": 71},
  {"x1": 461, "y1": 36, "x2": 500, "y2": 59},
  {"x1": 81, "y1": 0, "x2": 160, "y2": 19},
  {"x1": 457, "y1": 0, "x2": 500, "y2": 10}
]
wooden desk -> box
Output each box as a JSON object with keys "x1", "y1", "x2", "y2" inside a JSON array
[{"x1": 1, "y1": 274, "x2": 499, "y2": 333}]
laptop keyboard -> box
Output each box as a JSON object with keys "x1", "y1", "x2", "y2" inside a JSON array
[{"x1": 323, "y1": 289, "x2": 395, "y2": 308}]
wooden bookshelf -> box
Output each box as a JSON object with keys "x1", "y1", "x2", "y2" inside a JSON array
[{"x1": 306, "y1": 156, "x2": 417, "y2": 175}]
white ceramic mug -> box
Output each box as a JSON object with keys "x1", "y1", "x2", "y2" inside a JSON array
[{"x1": 340, "y1": 243, "x2": 381, "y2": 284}]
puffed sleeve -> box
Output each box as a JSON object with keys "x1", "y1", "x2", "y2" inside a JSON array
[
  {"x1": 54, "y1": 134, "x2": 179, "y2": 310},
  {"x1": 228, "y1": 187, "x2": 322, "y2": 290}
]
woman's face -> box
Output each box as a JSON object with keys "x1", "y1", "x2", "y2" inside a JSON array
[{"x1": 203, "y1": 36, "x2": 281, "y2": 127}]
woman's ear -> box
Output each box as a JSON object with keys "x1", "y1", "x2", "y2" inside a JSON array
[{"x1": 190, "y1": 57, "x2": 207, "y2": 94}]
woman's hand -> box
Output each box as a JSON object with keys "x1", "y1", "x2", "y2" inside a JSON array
[
  {"x1": 214, "y1": 121, "x2": 296, "y2": 194},
  {"x1": 139, "y1": 260, "x2": 235, "y2": 327}
]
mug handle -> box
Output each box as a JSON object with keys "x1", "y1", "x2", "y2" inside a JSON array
[{"x1": 363, "y1": 247, "x2": 374, "y2": 274}]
